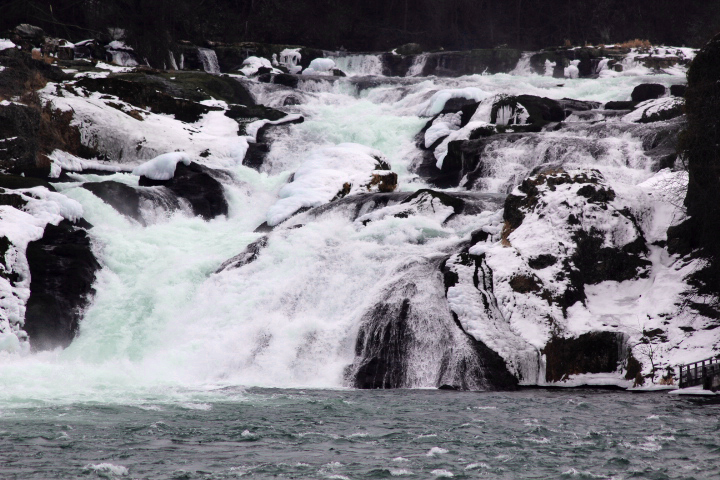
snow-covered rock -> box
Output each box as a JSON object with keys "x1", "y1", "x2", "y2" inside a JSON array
[{"x1": 266, "y1": 143, "x2": 397, "y2": 226}]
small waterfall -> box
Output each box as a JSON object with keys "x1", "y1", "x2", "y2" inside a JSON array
[
  {"x1": 510, "y1": 52, "x2": 534, "y2": 76},
  {"x1": 595, "y1": 58, "x2": 611, "y2": 75},
  {"x1": 407, "y1": 54, "x2": 428, "y2": 77},
  {"x1": 168, "y1": 51, "x2": 179, "y2": 71},
  {"x1": 107, "y1": 50, "x2": 138, "y2": 67},
  {"x1": 197, "y1": 47, "x2": 221, "y2": 74},
  {"x1": 332, "y1": 54, "x2": 384, "y2": 76}
]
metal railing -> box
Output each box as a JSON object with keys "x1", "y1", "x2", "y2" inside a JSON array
[{"x1": 678, "y1": 356, "x2": 720, "y2": 389}]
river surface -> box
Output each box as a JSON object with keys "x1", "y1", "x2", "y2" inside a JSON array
[{"x1": 1, "y1": 388, "x2": 718, "y2": 479}]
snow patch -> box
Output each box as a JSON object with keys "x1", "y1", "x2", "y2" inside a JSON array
[{"x1": 131, "y1": 152, "x2": 192, "y2": 180}]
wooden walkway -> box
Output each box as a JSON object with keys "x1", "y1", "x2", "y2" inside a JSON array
[{"x1": 678, "y1": 356, "x2": 720, "y2": 391}]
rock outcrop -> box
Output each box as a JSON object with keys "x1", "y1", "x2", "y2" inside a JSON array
[
  {"x1": 669, "y1": 32, "x2": 720, "y2": 303},
  {"x1": 139, "y1": 162, "x2": 229, "y2": 220},
  {"x1": 23, "y1": 220, "x2": 99, "y2": 351}
]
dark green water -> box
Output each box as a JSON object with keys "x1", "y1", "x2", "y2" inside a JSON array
[{"x1": 1, "y1": 389, "x2": 718, "y2": 479}]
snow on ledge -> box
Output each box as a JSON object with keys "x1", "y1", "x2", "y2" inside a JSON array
[
  {"x1": 0, "y1": 39, "x2": 16, "y2": 51},
  {"x1": 49, "y1": 150, "x2": 132, "y2": 178},
  {"x1": 302, "y1": 58, "x2": 336, "y2": 76},
  {"x1": 131, "y1": 152, "x2": 192, "y2": 180},
  {"x1": 417, "y1": 87, "x2": 491, "y2": 117}
]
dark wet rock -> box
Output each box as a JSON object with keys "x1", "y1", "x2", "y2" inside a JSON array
[
  {"x1": 75, "y1": 76, "x2": 222, "y2": 123},
  {"x1": 394, "y1": 43, "x2": 424, "y2": 56},
  {"x1": 0, "y1": 47, "x2": 70, "y2": 98},
  {"x1": 224, "y1": 104, "x2": 287, "y2": 122},
  {"x1": 543, "y1": 332, "x2": 629, "y2": 382},
  {"x1": 402, "y1": 189, "x2": 464, "y2": 215},
  {"x1": 258, "y1": 72, "x2": 300, "y2": 89},
  {"x1": 24, "y1": 219, "x2": 100, "y2": 351},
  {"x1": 631, "y1": 83, "x2": 667, "y2": 103},
  {"x1": 419, "y1": 48, "x2": 522, "y2": 77},
  {"x1": 241, "y1": 115, "x2": 304, "y2": 170},
  {"x1": 557, "y1": 98, "x2": 602, "y2": 116},
  {"x1": 668, "y1": 33, "x2": 720, "y2": 300},
  {"x1": 528, "y1": 254, "x2": 557, "y2": 270},
  {"x1": 81, "y1": 180, "x2": 185, "y2": 224},
  {"x1": 79, "y1": 71, "x2": 255, "y2": 109},
  {"x1": 139, "y1": 162, "x2": 228, "y2": 220},
  {"x1": 490, "y1": 95, "x2": 565, "y2": 128},
  {"x1": 670, "y1": 84, "x2": 687, "y2": 97},
  {"x1": 82, "y1": 181, "x2": 143, "y2": 221},
  {"x1": 379, "y1": 53, "x2": 416, "y2": 77},
  {"x1": 0, "y1": 190, "x2": 27, "y2": 211},
  {"x1": 0, "y1": 87, "x2": 94, "y2": 176},
  {"x1": 215, "y1": 236, "x2": 269, "y2": 273},
  {"x1": 604, "y1": 101, "x2": 636, "y2": 110},
  {"x1": 348, "y1": 257, "x2": 518, "y2": 390}
]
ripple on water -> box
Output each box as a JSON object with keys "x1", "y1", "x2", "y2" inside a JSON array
[
  {"x1": 431, "y1": 469, "x2": 454, "y2": 477},
  {"x1": 426, "y1": 446, "x2": 449, "y2": 456}
]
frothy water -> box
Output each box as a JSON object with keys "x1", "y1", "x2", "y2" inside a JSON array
[{"x1": 0, "y1": 67, "x2": 689, "y2": 404}]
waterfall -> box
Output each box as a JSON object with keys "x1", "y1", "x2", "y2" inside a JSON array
[
  {"x1": 168, "y1": 51, "x2": 178, "y2": 71},
  {"x1": 197, "y1": 47, "x2": 221, "y2": 74},
  {"x1": 332, "y1": 54, "x2": 384, "y2": 76},
  {"x1": 510, "y1": 52, "x2": 534, "y2": 76},
  {"x1": 407, "y1": 54, "x2": 428, "y2": 77},
  {"x1": 107, "y1": 50, "x2": 138, "y2": 67}
]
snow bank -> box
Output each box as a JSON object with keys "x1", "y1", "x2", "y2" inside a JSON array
[
  {"x1": 49, "y1": 150, "x2": 132, "y2": 178},
  {"x1": 266, "y1": 143, "x2": 393, "y2": 226},
  {"x1": 0, "y1": 39, "x2": 16, "y2": 51},
  {"x1": 131, "y1": 152, "x2": 192, "y2": 180},
  {"x1": 623, "y1": 97, "x2": 682, "y2": 123},
  {"x1": 302, "y1": 58, "x2": 336, "y2": 76},
  {"x1": 279, "y1": 48, "x2": 302, "y2": 74},
  {"x1": 239, "y1": 56, "x2": 279, "y2": 76},
  {"x1": 417, "y1": 87, "x2": 490, "y2": 117}
]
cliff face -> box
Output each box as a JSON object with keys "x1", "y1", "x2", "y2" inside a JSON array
[{"x1": 670, "y1": 33, "x2": 720, "y2": 306}]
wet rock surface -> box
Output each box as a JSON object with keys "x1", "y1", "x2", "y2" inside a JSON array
[
  {"x1": 543, "y1": 332, "x2": 629, "y2": 382},
  {"x1": 23, "y1": 220, "x2": 100, "y2": 351},
  {"x1": 139, "y1": 162, "x2": 229, "y2": 220}
]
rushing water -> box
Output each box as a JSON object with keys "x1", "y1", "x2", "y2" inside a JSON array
[
  {"x1": 0, "y1": 56, "x2": 708, "y2": 477},
  {"x1": 1, "y1": 389, "x2": 718, "y2": 479}
]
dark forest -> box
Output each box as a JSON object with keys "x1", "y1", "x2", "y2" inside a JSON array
[{"x1": 3, "y1": 0, "x2": 720, "y2": 52}]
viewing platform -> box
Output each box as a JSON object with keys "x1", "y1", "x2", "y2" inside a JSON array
[{"x1": 678, "y1": 356, "x2": 720, "y2": 392}]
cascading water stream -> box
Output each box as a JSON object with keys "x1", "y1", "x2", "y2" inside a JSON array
[
  {"x1": 0, "y1": 64, "x2": 691, "y2": 404},
  {"x1": 197, "y1": 47, "x2": 221, "y2": 74}
]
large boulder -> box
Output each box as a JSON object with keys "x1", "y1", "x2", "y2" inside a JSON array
[
  {"x1": 139, "y1": 162, "x2": 229, "y2": 220},
  {"x1": 23, "y1": 220, "x2": 100, "y2": 351},
  {"x1": 631, "y1": 83, "x2": 667, "y2": 103},
  {"x1": 82, "y1": 180, "x2": 186, "y2": 225},
  {"x1": 490, "y1": 95, "x2": 565, "y2": 130},
  {"x1": 347, "y1": 257, "x2": 518, "y2": 390}
]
